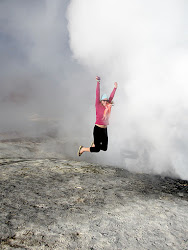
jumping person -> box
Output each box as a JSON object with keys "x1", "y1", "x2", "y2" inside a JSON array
[{"x1": 77, "y1": 76, "x2": 117, "y2": 156}]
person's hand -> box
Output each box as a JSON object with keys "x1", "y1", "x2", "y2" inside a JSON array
[
  {"x1": 114, "y1": 82, "x2": 118, "y2": 89},
  {"x1": 96, "y1": 76, "x2": 100, "y2": 81}
]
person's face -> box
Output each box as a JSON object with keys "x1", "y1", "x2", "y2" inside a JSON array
[{"x1": 101, "y1": 99, "x2": 108, "y2": 106}]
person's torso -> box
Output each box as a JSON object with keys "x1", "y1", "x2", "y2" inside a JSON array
[{"x1": 95, "y1": 103, "x2": 109, "y2": 126}]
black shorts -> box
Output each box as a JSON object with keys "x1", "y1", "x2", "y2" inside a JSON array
[{"x1": 90, "y1": 125, "x2": 108, "y2": 152}]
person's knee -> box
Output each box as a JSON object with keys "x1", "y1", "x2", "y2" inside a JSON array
[
  {"x1": 95, "y1": 147, "x2": 101, "y2": 152},
  {"x1": 101, "y1": 145, "x2": 108, "y2": 151}
]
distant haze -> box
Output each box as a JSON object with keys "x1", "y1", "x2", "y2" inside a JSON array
[{"x1": 0, "y1": 0, "x2": 188, "y2": 180}]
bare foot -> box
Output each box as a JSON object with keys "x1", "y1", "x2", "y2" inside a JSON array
[{"x1": 78, "y1": 146, "x2": 90, "y2": 156}]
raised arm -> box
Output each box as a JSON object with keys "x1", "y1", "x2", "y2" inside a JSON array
[
  {"x1": 109, "y1": 82, "x2": 118, "y2": 103},
  {"x1": 95, "y1": 76, "x2": 101, "y2": 105}
]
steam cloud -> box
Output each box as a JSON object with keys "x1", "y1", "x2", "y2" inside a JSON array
[
  {"x1": 0, "y1": 0, "x2": 188, "y2": 179},
  {"x1": 0, "y1": 0, "x2": 92, "y2": 137},
  {"x1": 67, "y1": 0, "x2": 188, "y2": 179}
]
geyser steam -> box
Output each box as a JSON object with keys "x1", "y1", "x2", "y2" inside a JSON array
[{"x1": 67, "y1": 0, "x2": 188, "y2": 179}]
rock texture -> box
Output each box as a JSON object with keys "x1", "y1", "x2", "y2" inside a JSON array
[{"x1": 0, "y1": 138, "x2": 188, "y2": 249}]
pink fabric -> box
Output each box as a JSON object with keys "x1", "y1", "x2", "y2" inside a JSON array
[{"x1": 95, "y1": 81, "x2": 116, "y2": 126}]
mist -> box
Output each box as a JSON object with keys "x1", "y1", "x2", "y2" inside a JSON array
[
  {"x1": 67, "y1": 0, "x2": 188, "y2": 179},
  {"x1": 0, "y1": 1, "x2": 188, "y2": 180},
  {"x1": 0, "y1": 0, "x2": 93, "y2": 138}
]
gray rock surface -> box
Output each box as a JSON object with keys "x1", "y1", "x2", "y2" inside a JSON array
[{"x1": 0, "y1": 138, "x2": 188, "y2": 249}]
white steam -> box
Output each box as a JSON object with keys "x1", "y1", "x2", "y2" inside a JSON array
[
  {"x1": 67, "y1": 0, "x2": 188, "y2": 179},
  {"x1": 0, "y1": 0, "x2": 92, "y2": 137}
]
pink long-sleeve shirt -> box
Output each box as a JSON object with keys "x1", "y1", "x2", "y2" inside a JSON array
[{"x1": 95, "y1": 81, "x2": 116, "y2": 126}]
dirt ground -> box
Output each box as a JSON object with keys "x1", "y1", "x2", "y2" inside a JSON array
[{"x1": 0, "y1": 137, "x2": 188, "y2": 249}]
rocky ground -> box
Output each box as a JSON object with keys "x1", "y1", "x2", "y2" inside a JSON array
[{"x1": 0, "y1": 137, "x2": 188, "y2": 249}]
